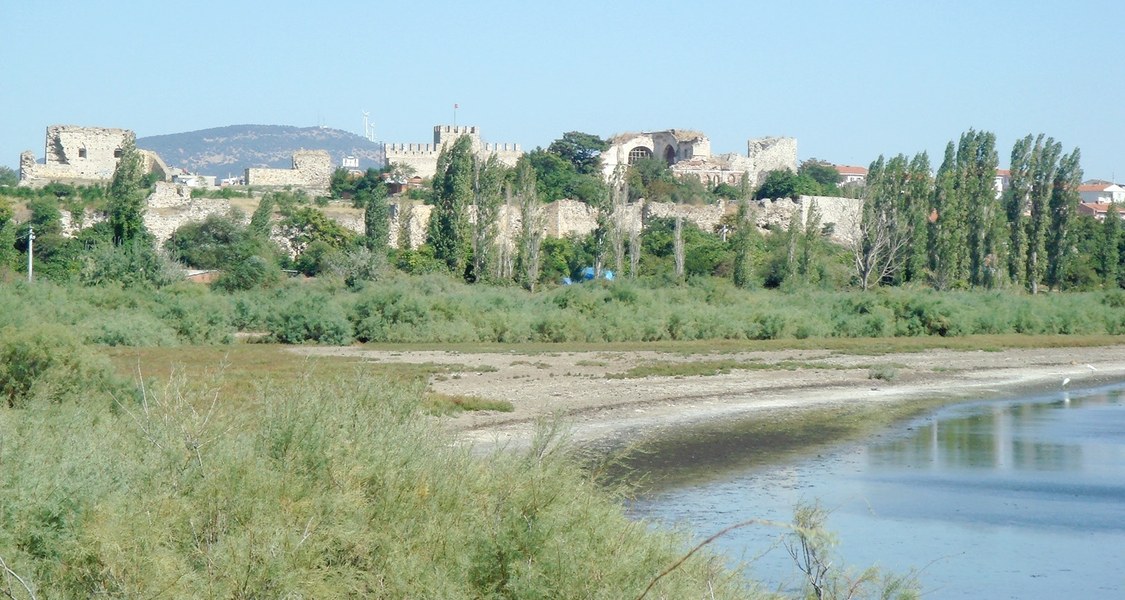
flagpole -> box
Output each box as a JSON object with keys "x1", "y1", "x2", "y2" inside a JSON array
[{"x1": 453, "y1": 103, "x2": 458, "y2": 127}]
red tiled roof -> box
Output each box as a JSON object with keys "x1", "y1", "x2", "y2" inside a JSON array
[
  {"x1": 995, "y1": 169, "x2": 1011, "y2": 177},
  {"x1": 1079, "y1": 184, "x2": 1111, "y2": 192},
  {"x1": 834, "y1": 165, "x2": 868, "y2": 176}
]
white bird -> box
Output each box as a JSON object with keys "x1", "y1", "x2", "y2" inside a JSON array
[
  {"x1": 1061, "y1": 377, "x2": 1071, "y2": 387},
  {"x1": 1086, "y1": 364, "x2": 1097, "y2": 371}
]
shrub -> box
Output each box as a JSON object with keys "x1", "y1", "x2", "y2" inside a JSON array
[
  {"x1": 268, "y1": 291, "x2": 354, "y2": 345},
  {"x1": 0, "y1": 323, "x2": 128, "y2": 407}
]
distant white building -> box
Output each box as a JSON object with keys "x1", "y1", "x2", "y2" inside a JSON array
[
  {"x1": 833, "y1": 164, "x2": 868, "y2": 185},
  {"x1": 1078, "y1": 182, "x2": 1125, "y2": 204}
]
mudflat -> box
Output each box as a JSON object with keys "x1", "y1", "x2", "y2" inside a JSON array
[{"x1": 295, "y1": 344, "x2": 1125, "y2": 453}]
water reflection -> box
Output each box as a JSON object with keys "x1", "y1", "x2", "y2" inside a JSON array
[{"x1": 633, "y1": 384, "x2": 1125, "y2": 599}]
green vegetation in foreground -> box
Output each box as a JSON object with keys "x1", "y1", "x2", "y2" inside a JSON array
[
  {"x1": 0, "y1": 362, "x2": 750, "y2": 597},
  {"x1": 1, "y1": 276, "x2": 1124, "y2": 349}
]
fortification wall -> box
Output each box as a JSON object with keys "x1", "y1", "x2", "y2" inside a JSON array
[
  {"x1": 644, "y1": 200, "x2": 730, "y2": 233},
  {"x1": 544, "y1": 199, "x2": 598, "y2": 238},
  {"x1": 747, "y1": 136, "x2": 798, "y2": 183},
  {"x1": 244, "y1": 149, "x2": 332, "y2": 193},
  {"x1": 143, "y1": 182, "x2": 234, "y2": 244},
  {"x1": 754, "y1": 195, "x2": 860, "y2": 244},
  {"x1": 19, "y1": 125, "x2": 171, "y2": 187},
  {"x1": 388, "y1": 201, "x2": 433, "y2": 249},
  {"x1": 385, "y1": 125, "x2": 523, "y2": 179}
]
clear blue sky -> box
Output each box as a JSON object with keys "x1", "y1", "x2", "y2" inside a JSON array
[{"x1": 3, "y1": 0, "x2": 1123, "y2": 179}]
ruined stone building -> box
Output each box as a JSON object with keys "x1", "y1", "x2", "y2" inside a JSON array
[
  {"x1": 244, "y1": 150, "x2": 333, "y2": 194},
  {"x1": 19, "y1": 125, "x2": 170, "y2": 187},
  {"x1": 600, "y1": 130, "x2": 797, "y2": 188},
  {"x1": 384, "y1": 125, "x2": 522, "y2": 179}
]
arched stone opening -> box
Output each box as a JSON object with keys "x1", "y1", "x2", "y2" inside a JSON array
[
  {"x1": 628, "y1": 146, "x2": 653, "y2": 164},
  {"x1": 664, "y1": 145, "x2": 676, "y2": 165}
]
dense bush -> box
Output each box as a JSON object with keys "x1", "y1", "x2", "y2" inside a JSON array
[
  {"x1": 0, "y1": 323, "x2": 129, "y2": 407},
  {"x1": 0, "y1": 372, "x2": 746, "y2": 597}
]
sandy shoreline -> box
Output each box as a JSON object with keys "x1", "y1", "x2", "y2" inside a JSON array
[{"x1": 296, "y1": 344, "x2": 1125, "y2": 455}]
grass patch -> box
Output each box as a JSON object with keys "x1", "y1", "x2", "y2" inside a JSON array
[
  {"x1": 510, "y1": 360, "x2": 551, "y2": 369},
  {"x1": 423, "y1": 392, "x2": 514, "y2": 415},
  {"x1": 867, "y1": 365, "x2": 899, "y2": 381},
  {"x1": 0, "y1": 369, "x2": 744, "y2": 597}
]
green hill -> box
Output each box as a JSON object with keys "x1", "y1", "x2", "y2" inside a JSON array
[{"x1": 137, "y1": 124, "x2": 384, "y2": 178}]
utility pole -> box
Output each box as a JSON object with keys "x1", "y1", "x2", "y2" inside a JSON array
[{"x1": 26, "y1": 226, "x2": 34, "y2": 283}]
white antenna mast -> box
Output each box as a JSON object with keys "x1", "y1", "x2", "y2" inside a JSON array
[{"x1": 362, "y1": 110, "x2": 375, "y2": 142}]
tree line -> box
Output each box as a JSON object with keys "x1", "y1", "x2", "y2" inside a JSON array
[{"x1": 1, "y1": 128, "x2": 1121, "y2": 294}]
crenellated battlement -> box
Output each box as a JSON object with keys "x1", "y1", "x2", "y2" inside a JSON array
[
  {"x1": 482, "y1": 143, "x2": 522, "y2": 153},
  {"x1": 385, "y1": 124, "x2": 524, "y2": 178},
  {"x1": 384, "y1": 143, "x2": 439, "y2": 155}
]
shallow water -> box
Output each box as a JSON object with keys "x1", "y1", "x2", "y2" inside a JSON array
[{"x1": 630, "y1": 384, "x2": 1125, "y2": 598}]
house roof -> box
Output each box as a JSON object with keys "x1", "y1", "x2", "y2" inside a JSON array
[
  {"x1": 1079, "y1": 184, "x2": 1112, "y2": 192},
  {"x1": 833, "y1": 165, "x2": 868, "y2": 176},
  {"x1": 1077, "y1": 202, "x2": 1119, "y2": 214},
  {"x1": 995, "y1": 169, "x2": 1011, "y2": 177}
]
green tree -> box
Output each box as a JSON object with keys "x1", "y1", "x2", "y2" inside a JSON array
[
  {"x1": 928, "y1": 142, "x2": 967, "y2": 289},
  {"x1": 1046, "y1": 148, "x2": 1082, "y2": 289},
  {"x1": 1020, "y1": 135, "x2": 1063, "y2": 293},
  {"x1": 249, "y1": 195, "x2": 275, "y2": 237},
  {"x1": 754, "y1": 169, "x2": 819, "y2": 200},
  {"x1": 798, "y1": 159, "x2": 841, "y2": 195},
  {"x1": 107, "y1": 136, "x2": 149, "y2": 246},
  {"x1": 471, "y1": 154, "x2": 506, "y2": 282},
  {"x1": 1099, "y1": 204, "x2": 1121, "y2": 287},
  {"x1": 547, "y1": 131, "x2": 608, "y2": 176},
  {"x1": 0, "y1": 166, "x2": 19, "y2": 187},
  {"x1": 731, "y1": 179, "x2": 759, "y2": 289},
  {"x1": 958, "y1": 130, "x2": 1002, "y2": 288},
  {"x1": 428, "y1": 135, "x2": 475, "y2": 274},
  {"x1": 360, "y1": 181, "x2": 390, "y2": 252},
  {"x1": 513, "y1": 157, "x2": 545, "y2": 291}
]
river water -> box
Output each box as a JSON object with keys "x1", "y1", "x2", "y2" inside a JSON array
[{"x1": 630, "y1": 384, "x2": 1125, "y2": 598}]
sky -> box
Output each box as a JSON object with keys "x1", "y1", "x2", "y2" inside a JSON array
[{"x1": 2, "y1": 0, "x2": 1124, "y2": 179}]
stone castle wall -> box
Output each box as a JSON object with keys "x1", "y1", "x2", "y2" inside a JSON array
[
  {"x1": 244, "y1": 149, "x2": 332, "y2": 193},
  {"x1": 19, "y1": 125, "x2": 170, "y2": 187},
  {"x1": 747, "y1": 136, "x2": 798, "y2": 181},
  {"x1": 754, "y1": 195, "x2": 861, "y2": 244},
  {"x1": 384, "y1": 125, "x2": 522, "y2": 179}
]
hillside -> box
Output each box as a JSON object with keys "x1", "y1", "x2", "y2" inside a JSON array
[{"x1": 137, "y1": 124, "x2": 385, "y2": 178}]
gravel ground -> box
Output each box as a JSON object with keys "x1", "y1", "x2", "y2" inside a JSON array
[{"x1": 294, "y1": 344, "x2": 1125, "y2": 452}]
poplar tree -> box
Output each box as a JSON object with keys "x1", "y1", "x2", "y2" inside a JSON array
[
  {"x1": 470, "y1": 154, "x2": 505, "y2": 282},
  {"x1": 428, "y1": 136, "x2": 474, "y2": 275},
  {"x1": 1100, "y1": 204, "x2": 1121, "y2": 287},
  {"x1": 513, "y1": 158, "x2": 544, "y2": 291},
  {"x1": 108, "y1": 136, "x2": 148, "y2": 246},
  {"x1": 959, "y1": 130, "x2": 1001, "y2": 288},
  {"x1": 1004, "y1": 135, "x2": 1034, "y2": 285},
  {"x1": 929, "y1": 143, "x2": 967, "y2": 289},
  {"x1": 361, "y1": 181, "x2": 390, "y2": 252},
  {"x1": 904, "y1": 152, "x2": 933, "y2": 282},
  {"x1": 1025, "y1": 136, "x2": 1062, "y2": 293},
  {"x1": 732, "y1": 174, "x2": 758, "y2": 289},
  {"x1": 1046, "y1": 148, "x2": 1082, "y2": 289}
]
